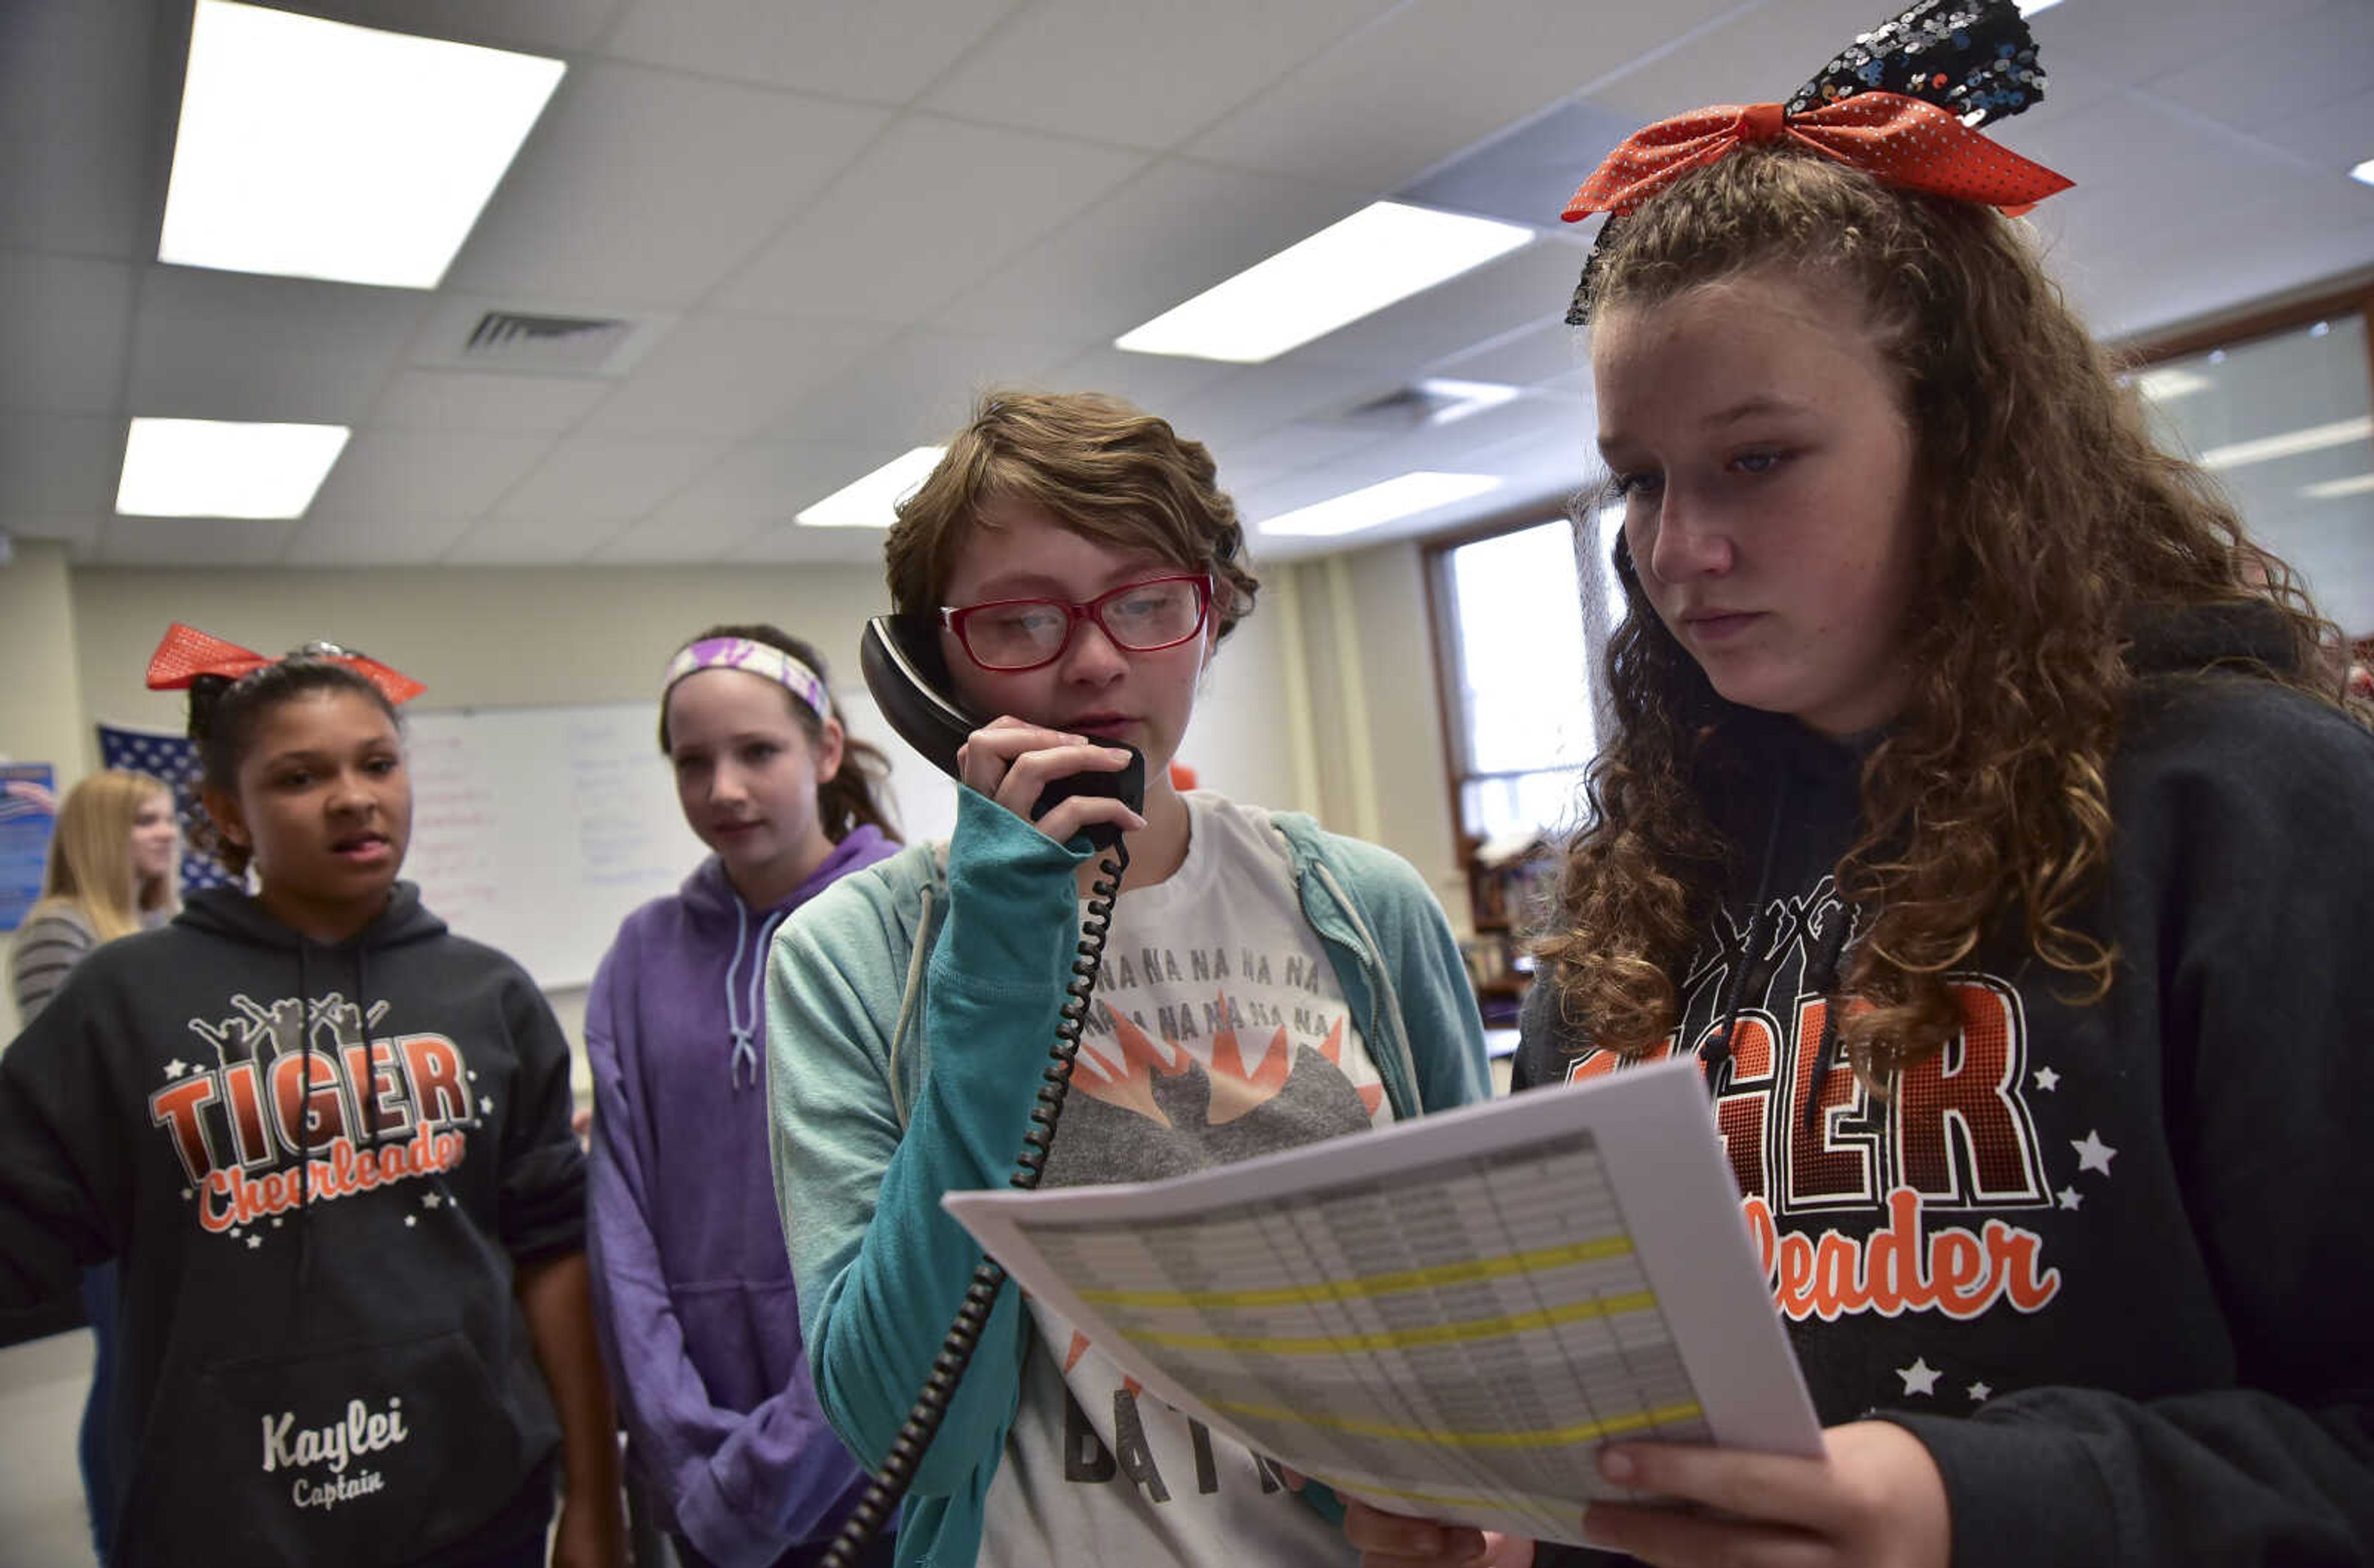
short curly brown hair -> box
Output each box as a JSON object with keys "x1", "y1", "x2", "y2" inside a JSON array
[{"x1": 884, "y1": 389, "x2": 1258, "y2": 639}]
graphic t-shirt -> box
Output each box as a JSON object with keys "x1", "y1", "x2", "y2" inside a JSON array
[{"x1": 978, "y1": 792, "x2": 1391, "y2": 1567}]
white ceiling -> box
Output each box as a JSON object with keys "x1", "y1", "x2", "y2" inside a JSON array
[{"x1": 2, "y1": 0, "x2": 2370, "y2": 571}]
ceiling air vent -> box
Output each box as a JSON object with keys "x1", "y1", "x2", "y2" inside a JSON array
[
  {"x1": 1330, "y1": 378, "x2": 1521, "y2": 431},
  {"x1": 459, "y1": 310, "x2": 636, "y2": 374}
]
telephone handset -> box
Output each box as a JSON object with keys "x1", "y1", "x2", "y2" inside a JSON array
[
  {"x1": 859, "y1": 614, "x2": 1146, "y2": 849},
  {"x1": 825, "y1": 616, "x2": 1137, "y2": 1568}
]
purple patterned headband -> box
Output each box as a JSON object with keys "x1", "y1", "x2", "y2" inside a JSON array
[{"x1": 662, "y1": 637, "x2": 832, "y2": 721}]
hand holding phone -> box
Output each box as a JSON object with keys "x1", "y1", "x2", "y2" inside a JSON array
[
  {"x1": 861, "y1": 616, "x2": 1147, "y2": 852},
  {"x1": 956, "y1": 719, "x2": 1146, "y2": 849}
]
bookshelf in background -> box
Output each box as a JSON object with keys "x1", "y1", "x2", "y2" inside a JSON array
[{"x1": 1460, "y1": 830, "x2": 1556, "y2": 1028}]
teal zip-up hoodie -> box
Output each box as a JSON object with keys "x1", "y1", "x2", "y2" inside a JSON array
[{"x1": 764, "y1": 789, "x2": 1491, "y2": 1568}]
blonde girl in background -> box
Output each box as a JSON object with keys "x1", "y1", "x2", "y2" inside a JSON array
[{"x1": 9, "y1": 769, "x2": 181, "y2": 1026}]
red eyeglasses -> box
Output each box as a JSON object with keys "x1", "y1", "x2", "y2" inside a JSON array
[{"x1": 941, "y1": 574, "x2": 1214, "y2": 672}]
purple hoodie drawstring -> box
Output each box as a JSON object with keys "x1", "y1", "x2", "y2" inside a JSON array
[{"x1": 722, "y1": 900, "x2": 791, "y2": 1093}]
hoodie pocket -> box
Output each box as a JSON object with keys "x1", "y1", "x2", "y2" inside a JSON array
[{"x1": 115, "y1": 1328, "x2": 541, "y2": 1568}]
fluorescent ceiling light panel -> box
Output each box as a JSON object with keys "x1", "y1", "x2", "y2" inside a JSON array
[
  {"x1": 117, "y1": 418, "x2": 351, "y2": 519},
  {"x1": 2351, "y1": 158, "x2": 2374, "y2": 188},
  {"x1": 2199, "y1": 416, "x2": 2374, "y2": 471},
  {"x1": 1116, "y1": 203, "x2": 1535, "y2": 363},
  {"x1": 1259, "y1": 472, "x2": 1502, "y2": 538},
  {"x1": 2018, "y1": 0, "x2": 2065, "y2": 15},
  {"x1": 797, "y1": 447, "x2": 947, "y2": 528},
  {"x1": 2302, "y1": 473, "x2": 2374, "y2": 501},
  {"x1": 159, "y1": 0, "x2": 565, "y2": 289}
]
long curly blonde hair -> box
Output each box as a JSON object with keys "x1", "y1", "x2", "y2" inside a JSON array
[{"x1": 1534, "y1": 145, "x2": 2336, "y2": 1080}]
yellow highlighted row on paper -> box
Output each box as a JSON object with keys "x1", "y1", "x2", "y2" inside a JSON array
[
  {"x1": 1118, "y1": 1289, "x2": 1659, "y2": 1355},
  {"x1": 1076, "y1": 1234, "x2": 1636, "y2": 1310},
  {"x1": 1206, "y1": 1398, "x2": 1706, "y2": 1451}
]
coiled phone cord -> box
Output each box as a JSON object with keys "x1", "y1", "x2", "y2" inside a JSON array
[{"x1": 820, "y1": 840, "x2": 1130, "y2": 1568}]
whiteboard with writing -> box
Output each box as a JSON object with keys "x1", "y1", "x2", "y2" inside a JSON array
[{"x1": 400, "y1": 696, "x2": 959, "y2": 991}]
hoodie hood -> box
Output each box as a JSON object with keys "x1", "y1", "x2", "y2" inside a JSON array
[
  {"x1": 174, "y1": 879, "x2": 449, "y2": 953},
  {"x1": 2123, "y1": 599, "x2": 2304, "y2": 680}
]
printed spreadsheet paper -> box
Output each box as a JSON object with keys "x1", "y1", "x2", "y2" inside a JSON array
[{"x1": 943, "y1": 1056, "x2": 1820, "y2": 1546}]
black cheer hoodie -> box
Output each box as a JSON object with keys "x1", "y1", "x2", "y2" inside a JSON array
[
  {"x1": 1516, "y1": 606, "x2": 2374, "y2": 1567},
  {"x1": 0, "y1": 883, "x2": 587, "y2": 1567}
]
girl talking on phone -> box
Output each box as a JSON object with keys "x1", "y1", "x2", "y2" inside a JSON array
[{"x1": 764, "y1": 391, "x2": 1492, "y2": 1568}]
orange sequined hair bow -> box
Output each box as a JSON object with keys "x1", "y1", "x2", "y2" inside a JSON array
[
  {"x1": 1564, "y1": 0, "x2": 2070, "y2": 324},
  {"x1": 145, "y1": 622, "x2": 426, "y2": 705}
]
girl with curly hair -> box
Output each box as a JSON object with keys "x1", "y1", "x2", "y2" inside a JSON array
[{"x1": 1352, "y1": 3, "x2": 2374, "y2": 1565}]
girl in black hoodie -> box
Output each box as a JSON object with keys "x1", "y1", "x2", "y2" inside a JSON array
[
  {"x1": 1350, "y1": 4, "x2": 2373, "y2": 1566},
  {"x1": 0, "y1": 627, "x2": 626, "y2": 1568}
]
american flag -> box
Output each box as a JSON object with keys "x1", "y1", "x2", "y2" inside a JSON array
[{"x1": 94, "y1": 723, "x2": 239, "y2": 891}]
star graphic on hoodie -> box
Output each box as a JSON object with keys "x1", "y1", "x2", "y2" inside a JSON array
[
  {"x1": 2033, "y1": 1066, "x2": 2059, "y2": 1091},
  {"x1": 2056, "y1": 1186, "x2": 2083, "y2": 1210},
  {"x1": 2072, "y1": 1130, "x2": 2117, "y2": 1176},
  {"x1": 479, "y1": 1096, "x2": 494, "y2": 1116},
  {"x1": 1967, "y1": 1381, "x2": 1992, "y2": 1402},
  {"x1": 245, "y1": 1235, "x2": 261, "y2": 1250},
  {"x1": 422, "y1": 1192, "x2": 443, "y2": 1210},
  {"x1": 163, "y1": 1058, "x2": 189, "y2": 1079},
  {"x1": 1897, "y1": 1358, "x2": 1942, "y2": 1396},
  {"x1": 405, "y1": 1216, "x2": 417, "y2": 1228}
]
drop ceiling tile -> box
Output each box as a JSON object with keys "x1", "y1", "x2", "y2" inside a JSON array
[
  {"x1": 921, "y1": 0, "x2": 1395, "y2": 151},
  {"x1": 0, "y1": 413, "x2": 121, "y2": 519},
  {"x1": 766, "y1": 329, "x2": 1084, "y2": 446},
  {"x1": 492, "y1": 436, "x2": 722, "y2": 520},
  {"x1": 1155, "y1": 361, "x2": 1402, "y2": 451},
  {"x1": 1209, "y1": 423, "x2": 1387, "y2": 492},
  {"x1": 440, "y1": 510, "x2": 633, "y2": 565},
  {"x1": 721, "y1": 520, "x2": 895, "y2": 565},
  {"x1": 1431, "y1": 317, "x2": 1588, "y2": 389},
  {"x1": 127, "y1": 266, "x2": 427, "y2": 423},
  {"x1": 304, "y1": 428, "x2": 555, "y2": 523},
  {"x1": 577, "y1": 313, "x2": 896, "y2": 439},
  {"x1": 932, "y1": 158, "x2": 1366, "y2": 344},
  {"x1": 644, "y1": 440, "x2": 897, "y2": 530},
  {"x1": 0, "y1": 0, "x2": 163, "y2": 258},
  {"x1": 2249, "y1": 83, "x2": 2374, "y2": 171},
  {"x1": 97, "y1": 515, "x2": 301, "y2": 566},
  {"x1": 0, "y1": 250, "x2": 136, "y2": 415},
  {"x1": 606, "y1": 0, "x2": 1019, "y2": 104},
  {"x1": 2143, "y1": 1, "x2": 2374, "y2": 136},
  {"x1": 591, "y1": 511, "x2": 770, "y2": 562},
  {"x1": 1185, "y1": 0, "x2": 1738, "y2": 189},
  {"x1": 1039, "y1": 345, "x2": 1244, "y2": 417},
  {"x1": 281, "y1": 511, "x2": 485, "y2": 565},
  {"x1": 1578, "y1": 0, "x2": 1921, "y2": 123},
  {"x1": 369, "y1": 369, "x2": 611, "y2": 433},
  {"x1": 444, "y1": 62, "x2": 890, "y2": 308},
  {"x1": 1400, "y1": 98, "x2": 1650, "y2": 228},
  {"x1": 2036, "y1": 0, "x2": 2327, "y2": 90},
  {"x1": 716, "y1": 115, "x2": 1149, "y2": 322}
]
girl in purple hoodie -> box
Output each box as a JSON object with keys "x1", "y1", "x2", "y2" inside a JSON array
[{"x1": 585, "y1": 625, "x2": 902, "y2": 1568}]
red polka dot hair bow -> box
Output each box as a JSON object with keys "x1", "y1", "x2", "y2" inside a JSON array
[
  {"x1": 1562, "y1": 91, "x2": 2070, "y2": 224},
  {"x1": 145, "y1": 622, "x2": 427, "y2": 705},
  {"x1": 1563, "y1": 0, "x2": 2069, "y2": 323}
]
